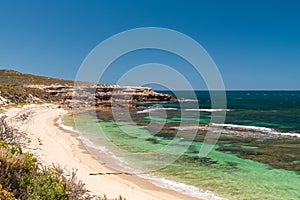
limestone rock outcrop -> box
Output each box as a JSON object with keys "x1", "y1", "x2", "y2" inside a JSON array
[
  {"x1": 43, "y1": 84, "x2": 175, "y2": 108},
  {"x1": 0, "y1": 69, "x2": 176, "y2": 108}
]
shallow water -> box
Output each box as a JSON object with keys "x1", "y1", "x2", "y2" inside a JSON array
[{"x1": 63, "y1": 91, "x2": 300, "y2": 199}]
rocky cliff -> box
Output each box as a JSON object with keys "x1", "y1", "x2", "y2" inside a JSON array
[
  {"x1": 0, "y1": 70, "x2": 176, "y2": 108},
  {"x1": 36, "y1": 84, "x2": 175, "y2": 108}
]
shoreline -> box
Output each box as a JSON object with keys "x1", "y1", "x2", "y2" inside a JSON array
[{"x1": 3, "y1": 104, "x2": 202, "y2": 200}]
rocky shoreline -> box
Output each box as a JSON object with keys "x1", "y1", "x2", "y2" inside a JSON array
[
  {"x1": 0, "y1": 70, "x2": 176, "y2": 108},
  {"x1": 31, "y1": 84, "x2": 176, "y2": 108}
]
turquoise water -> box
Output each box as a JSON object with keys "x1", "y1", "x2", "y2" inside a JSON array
[{"x1": 64, "y1": 91, "x2": 300, "y2": 199}]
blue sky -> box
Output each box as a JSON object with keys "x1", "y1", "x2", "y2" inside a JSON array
[{"x1": 0, "y1": 0, "x2": 299, "y2": 90}]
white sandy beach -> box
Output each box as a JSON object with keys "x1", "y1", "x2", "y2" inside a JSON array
[{"x1": 2, "y1": 104, "x2": 200, "y2": 200}]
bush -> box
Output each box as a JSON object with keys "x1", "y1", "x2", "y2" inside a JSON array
[
  {"x1": 0, "y1": 114, "x2": 125, "y2": 200},
  {"x1": 0, "y1": 184, "x2": 16, "y2": 200},
  {"x1": 0, "y1": 142, "x2": 94, "y2": 200},
  {"x1": 0, "y1": 116, "x2": 18, "y2": 145}
]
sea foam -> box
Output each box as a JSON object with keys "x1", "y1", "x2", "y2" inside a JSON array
[
  {"x1": 56, "y1": 117, "x2": 125, "y2": 163},
  {"x1": 171, "y1": 123, "x2": 300, "y2": 138},
  {"x1": 212, "y1": 123, "x2": 300, "y2": 138},
  {"x1": 178, "y1": 99, "x2": 199, "y2": 102},
  {"x1": 56, "y1": 117, "x2": 80, "y2": 133},
  {"x1": 171, "y1": 126, "x2": 207, "y2": 131},
  {"x1": 137, "y1": 107, "x2": 178, "y2": 114},
  {"x1": 184, "y1": 109, "x2": 231, "y2": 112},
  {"x1": 139, "y1": 174, "x2": 227, "y2": 200}
]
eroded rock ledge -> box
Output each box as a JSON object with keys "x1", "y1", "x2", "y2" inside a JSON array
[
  {"x1": 28, "y1": 84, "x2": 176, "y2": 108},
  {"x1": 0, "y1": 70, "x2": 176, "y2": 108}
]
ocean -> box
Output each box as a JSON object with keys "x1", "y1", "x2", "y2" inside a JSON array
[{"x1": 61, "y1": 91, "x2": 300, "y2": 200}]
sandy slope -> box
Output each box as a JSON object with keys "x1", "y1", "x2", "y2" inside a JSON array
[{"x1": 2, "y1": 104, "x2": 200, "y2": 200}]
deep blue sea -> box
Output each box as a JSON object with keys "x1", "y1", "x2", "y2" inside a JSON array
[
  {"x1": 62, "y1": 91, "x2": 300, "y2": 200},
  {"x1": 154, "y1": 91, "x2": 300, "y2": 131}
]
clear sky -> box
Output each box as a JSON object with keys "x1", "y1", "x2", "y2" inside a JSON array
[{"x1": 0, "y1": 0, "x2": 299, "y2": 90}]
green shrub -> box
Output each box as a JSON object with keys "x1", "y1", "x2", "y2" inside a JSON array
[
  {"x1": 0, "y1": 142, "x2": 93, "y2": 200},
  {"x1": 0, "y1": 115, "x2": 126, "y2": 200},
  {"x1": 0, "y1": 184, "x2": 16, "y2": 200}
]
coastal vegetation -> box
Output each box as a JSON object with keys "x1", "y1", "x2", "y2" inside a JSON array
[
  {"x1": 0, "y1": 114, "x2": 93, "y2": 200},
  {"x1": 0, "y1": 113, "x2": 126, "y2": 200}
]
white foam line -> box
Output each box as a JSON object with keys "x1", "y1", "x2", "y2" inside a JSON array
[
  {"x1": 56, "y1": 117, "x2": 80, "y2": 133},
  {"x1": 139, "y1": 174, "x2": 227, "y2": 200},
  {"x1": 185, "y1": 109, "x2": 231, "y2": 112},
  {"x1": 212, "y1": 123, "x2": 273, "y2": 132},
  {"x1": 171, "y1": 126, "x2": 207, "y2": 131},
  {"x1": 212, "y1": 123, "x2": 300, "y2": 138},
  {"x1": 171, "y1": 123, "x2": 300, "y2": 138},
  {"x1": 137, "y1": 107, "x2": 178, "y2": 114},
  {"x1": 178, "y1": 99, "x2": 199, "y2": 102},
  {"x1": 56, "y1": 117, "x2": 125, "y2": 164}
]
